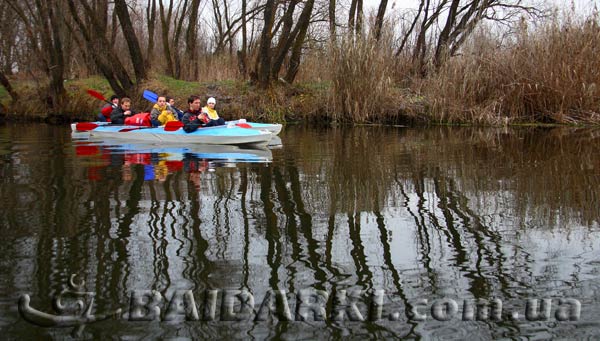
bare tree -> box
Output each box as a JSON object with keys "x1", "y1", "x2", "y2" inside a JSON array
[
  {"x1": 146, "y1": 0, "x2": 157, "y2": 70},
  {"x1": 349, "y1": 0, "x2": 364, "y2": 36},
  {"x1": 254, "y1": 0, "x2": 276, "y2": 88},
  {"x1": 158, "y1": 0, "x2": 176, "y2": 76},
  {"x1": 374, "y1": 0, "x2": 389, "y2": 41},
  {"x1": 329, "y1": 0, "x2": 336, "y2": 40},
  {"x1": 114, "y1": 0, "x2": 147, "y2": 82},
  {"x1": 238, "y1": 0, "x2": 248, "y2": 75},
  {"x1": 6, "y1": 0, "x2": 67, "y2": 110},
  {"x1": 284, "y1": 0, "x2": 316, "y2": 83},
  {"x1": 65, "y1": 0, "x2": 134, "y2": 96},
  {"x1": 396, "y1": 0, "x2": 543, "y2": 73},
  {"x1": 185, "y1": 0, "x2": 202, "y2": 80},
  {"x1": 253, "y1": 0, "x2": 317, "y2": 88}
]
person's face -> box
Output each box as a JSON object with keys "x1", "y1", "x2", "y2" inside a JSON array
[
  {"x1": 208, "y1": 101, "x2": 215, "y2": 108},
  {"x1": 157, "y1": 97, "x2": 166, "y2": 106},
  {"x1": 168, "y1": 99, "x2": 175, "y2": 106},
  {"x1": 112, "y1": 98, "x2": 119, "y2": 105},
  {"x1": 122, "y1": 101, "x2": 131, "y2": 110},
  {"x1": 190, "y1": 99, "x2": 201, "y2": 110}
]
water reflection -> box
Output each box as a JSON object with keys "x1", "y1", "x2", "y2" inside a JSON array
[{"x1": 0, "y1": 123, "x2": 599, "y2": 339}]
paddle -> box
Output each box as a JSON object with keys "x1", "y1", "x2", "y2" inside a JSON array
[
  {"x1": 119, "y1": 126, "x2": 152, "y2": 132},
  {"x1": 87, "y1": 89, "x2": 117, "y2": 107},
  {"x1": 142, "y1": 89, "x2": 158, "y2": 103}
]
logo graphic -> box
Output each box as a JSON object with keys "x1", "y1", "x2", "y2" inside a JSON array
[{"x1": 18, "y1": 274, "x2": 122, "y2": 336}]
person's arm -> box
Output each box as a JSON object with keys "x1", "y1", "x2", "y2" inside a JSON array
[
  {"x1": 110, "y1": 107, "x2": 123, "y2": 124},
  {"x1": 182, "y1": 113, "x2": 204, "y2": 133},
  {"x1": 150, "y1": 108, "x2": 160, "y2": 120}
]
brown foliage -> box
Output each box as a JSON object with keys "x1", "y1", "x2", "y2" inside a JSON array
[{"x1": 419, "y1": 17, "x2": 600, "y2": 124}]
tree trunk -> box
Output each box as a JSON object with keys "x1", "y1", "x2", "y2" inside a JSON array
[
  {"x1": 0, "y1": 70, "x2": 18, "y2": 103},
  {"x1": 47, "y1": 0, "x2": 66, "y2": 110},
  {"x1": 114, "y1": 0, "x2": 147, "y2": 82},
  {"x1": 374, "y1": 0, "x2": 388, "y2": 41},
  {"x1": 34, "y1": 0, "x2": 66, "y2": 110},
  {"x1": 158, "y1": 0, "x2": 174, "y2": 77},
  {"x1": 66, "y1": 0, "x2": 134, "y2": 96},
  {"x1": 434, "y1": 0, "x2": 460, "y2": 67},
  {"x1": 348, "y1": 0, "x2": 357, "y2": 32},
  {"x1": 146, "y1": 0, "x2": 157, "y2": 70},
  {"x1": 171, "y1": 0, "x2": 188, "y2": 79},
  {"x1": 328, "y1": 0, "x2": 336, "y2": 41},
  {"x1": 238, "y1": 0, "x2": 248, "y2": 75},
  {"x1": 413, "y1": 0, "x2": 430, "y2": 76},
  {"x1": 284, "y1": 0, "x2": 315, "y2": 83},
  {"x1": 271, "y1": 0, "x2": 300, "y2": 79},
  {"x1": 186, "y1": 0, "x2": 201, "y2": 80},
  {"x1": 355, "y1": 0, "x2": 363, "y2": 36},
  {"x1": 254, "y1": 0, "x2": 277, "y2": 88},
  {"x1": 395, "y1": 0, "x2": 424, "y2": 57},
  {"x1": 212, "y1": 0, "x2": 225, "y2": 53}
]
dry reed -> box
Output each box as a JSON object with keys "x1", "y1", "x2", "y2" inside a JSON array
[
  {"x1": 326, "y1": 33, "x2": 400, "y2": 123},
  {"x1": 419, "y1": 14, "x2": 600, "y2": 125}
]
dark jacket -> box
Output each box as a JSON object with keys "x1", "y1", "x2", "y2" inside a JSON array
[
  {"x1": 182, "y1": 110, "x2": 206, "y2": 133},
  {"x1": 111, "y1": 106, "x2": 137, "y2": 125}
]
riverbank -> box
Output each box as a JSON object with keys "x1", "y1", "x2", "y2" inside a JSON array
[
  {"x1": 0, "y1": 75, "x2": 425, "y2": 126},
  {"x1": 1, "y1": 71, "x2": 598, "y2": 127}
]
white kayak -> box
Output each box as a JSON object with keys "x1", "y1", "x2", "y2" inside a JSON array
[
  {"x1": 227, "y1": 120, "x2": 283, "y2": 135},
  {"x1": 71, "y1": 120, "x2": 283, "y2": 135},
  {"x1": 72, "y1": 123, "x2": 273, "y2": 146}
]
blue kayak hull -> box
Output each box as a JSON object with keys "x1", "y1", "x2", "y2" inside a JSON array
[{"x1": 73, "y1": 124, "x2": 273, "y2": 145}]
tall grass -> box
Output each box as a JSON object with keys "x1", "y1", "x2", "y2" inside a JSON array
[
  {"x1": 326, "y1": 34, "x2": 401, "y2": 123},
  {"x1": 420, "y1": 15, "x2": 600, "y2": 124}
]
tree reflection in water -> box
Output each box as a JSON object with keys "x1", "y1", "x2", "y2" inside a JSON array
[{"x1": 0, "y1": 124, "x2": 598, "y2": 339}]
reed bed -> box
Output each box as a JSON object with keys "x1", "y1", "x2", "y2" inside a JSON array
[
  {"x1": 326, "y1": 34, "x2": 401, "y2": 123},
  {"x1": 418, "y1": 16, "x2": 600, "y2": 124}
]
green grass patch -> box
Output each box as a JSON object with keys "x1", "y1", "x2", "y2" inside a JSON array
[
  {"x1": 155, "y1": 75, "x2": 200, "y2": 94},
  {"x1": 64, "y1": 76, "x2": 113, "y2": 96}
]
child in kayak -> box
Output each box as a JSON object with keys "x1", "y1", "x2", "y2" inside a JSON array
[
  {"x1": 150, "y1": 96, "x2": 177, "y2": 126},
  {"x1": 201, "y1": 97, "x2": 226, "y2": 127},
  {"x1": 166, "y1": 96, "x2": 184, "y2": 121}
]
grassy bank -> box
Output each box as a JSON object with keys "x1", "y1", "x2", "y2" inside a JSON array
[{"x1": 1, "y1": 15, "x2": 599, "y2": 126}]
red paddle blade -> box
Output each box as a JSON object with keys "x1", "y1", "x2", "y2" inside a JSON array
[
  {"x1": 236, "y1": 123, "x2": 252, "y2": 128},
  {"x1": 86, "y1": 89, "x2": 106, "y2": 102},
  {"x1": 164, "y1": 121, "x2": 184, "y2": 131},
  {"x1": 75, "y1": 122, "x2": 99, "y2": 131}
]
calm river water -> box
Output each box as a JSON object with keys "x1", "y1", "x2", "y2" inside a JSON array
[{"x1": 0, "y1": 122, "x2": 599, "y2": 339}]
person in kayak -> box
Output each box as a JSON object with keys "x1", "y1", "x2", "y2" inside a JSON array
[
  {"x1": 110, "y1": 97, "x2": 137, "y2": 124},
  {"x1": 166, "y1": 96, "x2": 184, "y2": 121},
  {"x1": 201, "y1": 97, "x2": 226, "y2": 127},
  {"x1": 150, "y1": 96, "x2": 177, "y2": 126},
  {"x1": 182, "y1": 95, "x2": 208, "y2": 133},
  {"x1": 98, "y1": 95, "x2": 119, "y2": 122}
]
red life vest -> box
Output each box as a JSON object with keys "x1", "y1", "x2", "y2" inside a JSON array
[{"x1": 124, "y1": 112, "x2": 151, "y2": 127}]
